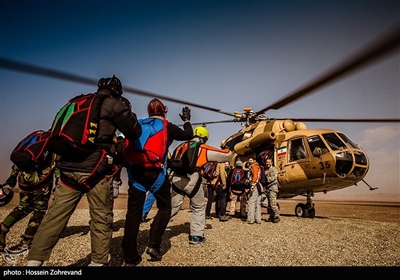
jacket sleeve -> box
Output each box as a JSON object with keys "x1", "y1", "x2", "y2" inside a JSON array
[
  {"x1": 112, "y1": 100, "x2": 142, "y2": 141},
  {"x1": 218, "y1": 163, "x2": 227, "y2": 185},
  {"x1": 203, "y1": 145, "x2": 232, "y2": 163},
  {"x1": 5, "y1": 164, "x2": 19, "y2": 188},
  {"x1": 167, "y1": 122, "x2": 193, "y2": 146}
]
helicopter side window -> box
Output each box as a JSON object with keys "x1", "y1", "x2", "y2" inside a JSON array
[
  {"x1": 307, "y1": 135, "x2": 329, "y2": 156},
  {"x1": 322, "y1": 133, "x2": 346, "y2": 151},
  {"x1": 289, "y1": 138, "x2": 307, "y2": 162}
]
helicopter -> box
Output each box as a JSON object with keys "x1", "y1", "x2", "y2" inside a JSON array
[{"x1": 0, "y1": 24, "x2": 399, "y2": 219}]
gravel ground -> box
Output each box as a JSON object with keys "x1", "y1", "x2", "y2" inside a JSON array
[{"x1": 0, "y1": 194, "x2": 399, "y2": 269}]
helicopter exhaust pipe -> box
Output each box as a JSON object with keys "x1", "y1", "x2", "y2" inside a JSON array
[{"x1": 234, "y1": 131, "x2": 276, "y2": 155}]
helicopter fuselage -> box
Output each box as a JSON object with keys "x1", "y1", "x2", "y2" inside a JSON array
[{"x1": 225, "y1": 120, "x2": 369, "y2": 199}]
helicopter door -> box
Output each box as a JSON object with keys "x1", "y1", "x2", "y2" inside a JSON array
[
  {"x1": 288, "y1": 138, "x2": 308, "y2": 162},
  {"x1": 277, "y1": 138, "x2": 309, "y2": 185}
]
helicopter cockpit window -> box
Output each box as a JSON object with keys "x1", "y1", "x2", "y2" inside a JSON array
[
  {"x1": 322, "y1": 133, "x2": 347, "y2": 151},
  {"x1": 289, "y1": 138, "x2": 308, "y2": 162},
  {"x1": 307, "y1": 135, "x2": 329, "y2": 156},
  {"x1": 337, "y1": 132, "x2": 359, "y2": 149}
]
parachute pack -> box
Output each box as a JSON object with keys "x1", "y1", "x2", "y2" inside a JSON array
[
  {"x1": 168, "y1": 140, "x2": 201, "y2": 175},
  {"x1": 48, "y1": 93, "x2": 108, "y2": 158},
  {"x1": 10, "y1": 130, "x2": 52, "y2": 171},
  {"x1": 259, "y1": 165, "x2": 268, "y2": 186},
  {"x1": 230, "y1": 167, "x2": 247, "y2": 186},
  {"x1": 123, "y1": 118, "x2": 168, "y2": 169},
  {"x1": 202, "y1": 161, "x2": 218, "y2": 181}
]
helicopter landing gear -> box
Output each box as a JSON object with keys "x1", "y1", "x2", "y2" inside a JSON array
[{"x1": 295, "y1": 191, "x2": 315, "y2": 218}]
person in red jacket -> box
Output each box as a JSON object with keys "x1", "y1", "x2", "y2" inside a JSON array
[{"x1": 121, "y1": 98, "x2": 193, "y2": 266}]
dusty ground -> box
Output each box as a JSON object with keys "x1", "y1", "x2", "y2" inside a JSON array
[
  {"x1": 0, "y1": 193, "x2": 399, "y2": 272},
  {"x1": 109, "y1": 194, "x2": 400, "y2": 223}
]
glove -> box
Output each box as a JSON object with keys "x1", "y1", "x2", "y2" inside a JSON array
[
  {"x1": 113, "y1": 179, "x2": 122, "y2": 199},
  {"x1": 179, "y1": 106, "x2": 191, "y2": 122}
]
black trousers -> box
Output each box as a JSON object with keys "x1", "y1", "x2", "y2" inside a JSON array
[
  {"x1": 205, "y1": 185, "x2": 216, "y2": 217},
  {"x1": 122, "y1": 176, "x2": 172, "y2": 262}
]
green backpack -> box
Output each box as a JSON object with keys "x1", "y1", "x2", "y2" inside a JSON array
[{"x1": 48, "y1": 93, "x2": 108, "y2": 158}]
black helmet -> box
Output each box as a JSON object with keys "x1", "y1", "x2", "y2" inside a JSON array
[
  {"x1": 0, "y1": 186, "x2": 14, "y2": 207},
  {"x1": 98, "y1": 75, "x2": 123, "y2": 97},
  {"x1": 147, "y1": 98, "x2": 167, "y2": 117}
]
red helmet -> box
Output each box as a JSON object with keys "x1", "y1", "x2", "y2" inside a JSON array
[
  {"x1": 147, "y1": 98, "x2": 167, "y2": 116},
  {"x1": 0, "y1": 185, "x2": 14, "y2": 207}
]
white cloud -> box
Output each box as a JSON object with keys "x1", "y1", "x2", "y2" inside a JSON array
[{"x1": 359, "y1": 125, "x2": 400, "y2": 149}]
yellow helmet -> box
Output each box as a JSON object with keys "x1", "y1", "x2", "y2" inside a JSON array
[{"x1": 193, "y1": 126, "x2": 209, "y2": 141}]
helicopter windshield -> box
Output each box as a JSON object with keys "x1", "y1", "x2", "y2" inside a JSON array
[
  {"x1": 307, "y1": 135, "x2": 329, "y2": 156},
  {"x1": 337, "y1": 132, "x2": 359, "y2": 149},
  {"x1": 322, "y1": 133, "x2": 347, "y2": 151}
]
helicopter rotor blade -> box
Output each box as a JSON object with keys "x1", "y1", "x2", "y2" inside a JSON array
[
  {"x1": 284, "y1": 118, "x2": 400, "y2": 123},
  {"x1": 0, "y1": 57, "x2": 236, "y2": 118},
  {"x1": 256, "y1": 23, "x2": 400, "y2": 115},
  {"x1": 190, "y1": 117, "x2": 400, "y2": 126},
  {"x1": 188, "y1": 119, "x2": 238, "y2": 126}
]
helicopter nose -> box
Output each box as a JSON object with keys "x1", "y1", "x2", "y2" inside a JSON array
[{"x1": 334, "y1": 150, "x2": 368, "y2": 179}]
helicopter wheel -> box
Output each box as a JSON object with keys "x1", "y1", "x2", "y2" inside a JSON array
[
  {"x1": 295, "y1": 203, "x2": 315, "y2": 218},
  {"x1": 307, "y1": 207, "x2": 316, "y2": 218},
  {"x1": 295, "y1": 203, "x2": 307, "y2": 218}
]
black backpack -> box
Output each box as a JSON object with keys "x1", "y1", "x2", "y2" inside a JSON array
[
  {"x1": 259, "y1": 165, "x2": 268, "y2": 186},
  {"x1": 48, "y1": 93, "x2": 108, "y2": 158},
  {"x1": 10, "y1": 130, "x2": 52, "y2": 171},
  {"x1": 168, "y1": 140, "x2": 201, "y2": 175}
]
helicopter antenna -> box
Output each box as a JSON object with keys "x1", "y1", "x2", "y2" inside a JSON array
[{"x1": 361, "y1": 179, "x2": 378, "y2": 191}]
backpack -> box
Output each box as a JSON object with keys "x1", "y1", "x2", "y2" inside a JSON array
[
  {"x1": 230, "y1": 167, "x2": 247, "y2": 186},
  {"x1": 122, "y1": 118, "x2": 168, "y2": 168},
  {"x1": 168, "y1": 140, "x2": 201, "y2": 175},
  {"x1": 202, "y1": 162, "x2": 218, "y2": 181},
  {"x1": 259, "y1": 165, "x2": 268, "y2": 186},
  {"x1": 10, "y1": 130, "x2": 52, "y2": 171},
  {"x1": 48, "y1": 93, "x2": 108, "y2": 158}
]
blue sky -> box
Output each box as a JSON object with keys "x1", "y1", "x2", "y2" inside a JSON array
[{"x1": 1, "y1": 0, "x2": 399, "y2": 201}]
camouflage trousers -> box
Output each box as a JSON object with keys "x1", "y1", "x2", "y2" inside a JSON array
[
  {"x1": 266, "y1": 184, "x2": 280, "y2": 219},
  {"x1": 228, "y1": 192, "x2": 247, "y2": 216},
  {"x1": 1, "y1": 183, "x2": 52, "y2": 242}
]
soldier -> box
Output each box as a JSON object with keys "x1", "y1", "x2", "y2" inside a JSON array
[{"x1": 265, "y1": 158, "x2": 280, "y2": 223}]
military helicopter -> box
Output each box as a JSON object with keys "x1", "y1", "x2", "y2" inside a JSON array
[{"x1": 1, "y1": 24, "x2": 399, "y2": 218}]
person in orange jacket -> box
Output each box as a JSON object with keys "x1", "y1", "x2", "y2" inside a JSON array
[
  {"x1": 170, "y1": 126, "x2": 232, "y2": 245},
  {"x1": 246, "y1": 157, "x2": 263, "y2": 224}
]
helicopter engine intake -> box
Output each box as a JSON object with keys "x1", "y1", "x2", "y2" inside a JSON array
[{"x1": 233, "y1": 131, "x2": 276, "y2": 155}]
